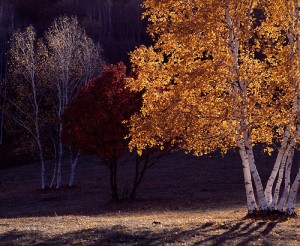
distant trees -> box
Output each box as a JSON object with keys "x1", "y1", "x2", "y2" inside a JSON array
[
  {"x1": 7, "y1": 16, "x2": 103, "y2": 189},
  {"x1": 62, "y1": 63, "x2": 142, "y2": 201}
]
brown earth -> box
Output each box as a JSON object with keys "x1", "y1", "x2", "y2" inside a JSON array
[{"x1": 0, "y1": 150, "x2": 299, "y2": 245}]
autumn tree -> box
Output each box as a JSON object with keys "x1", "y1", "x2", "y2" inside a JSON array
[
  {"x1": 127, "y1": 0, "x2": 300, "y2": 215},
  {"x1": 45, "y1": 16, "x2": 103, "y2": 188},
  {"x1": 62, "y1": 63, "x2": 142, "y2": 201},
  {"x1": 256, "y1": 0, "x2": 300, "y2": 215}
]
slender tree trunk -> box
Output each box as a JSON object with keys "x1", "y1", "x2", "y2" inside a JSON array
[
  {"x1": 37, "y1": 139, "x2": 46, "y2": 189},
  {"x1": 286, "y1": 167, "x2": 300, "y2": 215},
  {"x1": 68, "y1": 150, "x2": 80, "y2": 187},
  {"x1": 56, "y1": 123, "x2": 63, "y2": 189},
  {"x1": 243, "y1": 128, "x2": 268, "y2": 210},
  {"x1": 130, "y1": 153, "x2": 149, "y2": 200},
  {"x1": 50, "y1": 130, "x2": 57, "y2": 188},
  {"x1": 34, "y1": 86, "x2": 46, "y2": 190},
  {"x1": 270, "y1": 150, "x2": 288, "y2": 210},
  {"x1": 237, "y1": 136, "x2": 257, "y2": 213},
  {"x1": 277, "y1": 148, "x2": 294, "y2": 211},
  {"x1": 265, "y1": 126, "x2": 291, "y2": 205},
  {"x1": 109, "y1": 161, "x2": 119, "y2": 202},
  {"x1": 50, "y1": 161, "x2": 57, "y2": 188}
]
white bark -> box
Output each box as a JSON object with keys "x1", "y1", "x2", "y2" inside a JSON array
[
  {"x1": 286, "y1": 167, "x2": 300, "y2": 215},
  {"x1": 9, "y1": 27, "x2": 47, "y2": 189},
  {"x1": 56, "y1": 123, "x2": 63, "y2": 189},
  {"x1": 270, "y1": 147, "x2": 289, "y2": 210},
  {"x1": 45, "y1": 17, "x2": 103, "y2": 188},
  {"x1": 237, "y1": 136, "x2": 257, "y2": 213},
  {"x1": 277, "y1": 148, "x2": 294, "y2": 211},
  {"x1": 243, "y1": 127, "x2": 268, "y2": 210},
  {"x1": 68, "y1": 150, "x2": 80, "y2": 187},
  {"x1": 265, "y1": 125, "x2": 291, "y2": 205},
  {"x1": 225, "y1": 1, "x2": 257, "y2": 213}
]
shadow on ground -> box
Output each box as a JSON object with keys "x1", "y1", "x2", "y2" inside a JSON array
[{"x1": 1, "y1": 218, "x2": 297, "y2": 246}]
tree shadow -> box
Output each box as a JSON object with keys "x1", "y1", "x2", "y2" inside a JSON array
[{"x1": 0, "y1": 218, "x2": 296, "y2": 245}]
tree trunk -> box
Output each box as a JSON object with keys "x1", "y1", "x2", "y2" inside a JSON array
[
  {"x1": 56, "y1": 123, "x2": 63, "y2": 189},
  {"x1": 109, "y1": 161, "x2": 119, "y2": 202},
  {"x1": 265, "y1": 125, "x2": 291, "y2": 205},
  {"x1": 37, "y1": 140, "x2": 46, "y2": 190},
  {"x1": 277, "y1": 148, "x2": 294, "y2": 211},
  {"x1": 130, "y1": 153, "x2": 150, "y2": 201},
  {"x1": 237, "y1": 136, "x2": 257, "y2": 213},
  {"x1": 68, "y1": 150, "x2": 80, "y2": 187},
  {"x1": 286, "y1": 167, "x2": 300, "y2": 215},
  {"x1": 243, "y1": 129, "x2": 268, "y2": 210},
  {"x1": 50, "y1": 160, "x2": 57, "y2": 188},
  {"x1": 270, "y1": 147, "x2": 289, "y2": 210}
]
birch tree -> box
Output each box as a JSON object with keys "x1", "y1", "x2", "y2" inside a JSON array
[
  {"x1": 258, "y1": 0, "x2": 300, "y2": 215},
  {"x1": 127, "y1": 0, "x2": 299, "y2": 215},
  {"x1": 8, "y1": 26, "x2": 47, "y2": 189},
  {"x1": 45, "y1": 16, "x2": 103, "y2": 188}
]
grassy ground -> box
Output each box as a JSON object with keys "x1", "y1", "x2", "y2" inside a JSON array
[{"x1": 0, "y1": 151, "x2": 299, "y2": 245}]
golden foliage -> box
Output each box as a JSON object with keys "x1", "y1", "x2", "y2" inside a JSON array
[{"x1": 127, "y1": 0, "x2": 300, "y2": 156}]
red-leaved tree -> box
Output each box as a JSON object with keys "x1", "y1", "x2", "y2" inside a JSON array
[{"x1": 62, "y1": 63, "x2": 142, "y2": 201}]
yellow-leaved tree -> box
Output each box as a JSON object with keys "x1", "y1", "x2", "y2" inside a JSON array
[{"x1": 127, "y1": 0, "x2": 299, "y2": 214}]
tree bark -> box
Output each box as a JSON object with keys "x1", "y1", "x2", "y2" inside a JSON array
[
  {"x1": 286, "y1": 167, "x2": 300, "y2": 215},
  {"x1": 243, "y1": 127, "x2": 268, "y2": 210},
  {"x1": 68, "y1": 150, "x2": 80, "y2": 187},
  {"x1": 277, "y1": 148, "x2": 294, "y2": 211},
  {"x1": 56, "y1": 123, "x2": 63, "y2": 189},
  {"x1": 237, "y1": 135, "x2": 257, "y2": 213},
  {"x1": 109, "y1": 161, "x2": 119, "y2": 202},
  {"x1": 265, "y1": 125, "x2": 291, "y2": 205}
]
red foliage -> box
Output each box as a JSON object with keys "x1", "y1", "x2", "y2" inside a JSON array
[{"x1": 62, "y1": 62, "x2": 142, "y2": 162}]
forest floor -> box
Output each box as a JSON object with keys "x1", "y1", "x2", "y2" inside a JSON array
[{"x1": 0, "y1": 150, "x2": 299, "y2": 245}]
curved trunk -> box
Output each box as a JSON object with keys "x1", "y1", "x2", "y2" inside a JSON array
[
  {"x1": 270, "y1": 149, "x2": 288, "y2": 210},
  {"x1": 237, "y1": 136, "x2": 257, "y2": 213},
  {"x1": 286, "y1": 167, "x2": 300, "y2": 215},
  {"x1": 68, "y1": 150, "x2": 80, "y2": 187},
  {"x1": 277, "y1": 148, "x2": 294, "y2": 211},
  {"x1": 243, "y1": 129, "x2": 268, "y2": 210},
  {"x1": 265, "y1": 126, "x2": 291, "y2": 205}
]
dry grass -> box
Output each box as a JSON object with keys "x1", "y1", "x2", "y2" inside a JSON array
[{"x1": 0, "y1": 151, "x2": 300, "y2": 245}]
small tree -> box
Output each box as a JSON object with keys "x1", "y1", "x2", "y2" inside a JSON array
[
  {"x1": 45, "y1": 16, "x2": 103, "y2": 188},
  {"x1": 62, "y1": 63, "x2": 142, "y2": 201},
  {"x1": 7, "y1": 26, "x2": 48, "y2": 189}
]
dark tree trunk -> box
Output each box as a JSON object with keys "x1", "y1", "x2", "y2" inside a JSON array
[
  {"x1": 109, "y1": 160, "x2": 119, "y2": 202},
  {"x1": 129, "y1": 153, "x2": 150, "y2": 201}
]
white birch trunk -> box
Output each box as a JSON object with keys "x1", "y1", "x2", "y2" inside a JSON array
[
  {"x1": 37, "y1": 140, "x2": 46, "y2": 189},
  {"x1": 68, "y1": 150, "x2": 80, "y2": 187},
  {"x1": 265, "y1": 125, "x2": 291, "y2": 205},
  {"x1": 50, "y1": 161, "x2": 57, "y2": 188},
  {"x1": 237, "y1": 136, "x2": 257, "y2": 213},
  {"x1": 56, "y1": 123, "x2": 63, "y2": 189},
  {"x1": 270, "y1": 148, "x2": 289, "y2": 210},
  {"x1": 277, "y1": 148, "x2": 294, "y2": 211},
  {"x1": 286, "y1": 167, "x2": 300, "y2": 215},
  {"x1": 243, "y1": 128, "x2": 268, "y2": 210}
]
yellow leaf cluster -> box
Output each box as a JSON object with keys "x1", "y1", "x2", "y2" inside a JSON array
[{"x1": 127, "y1": 0, "x2": 300, "y2": 156}]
